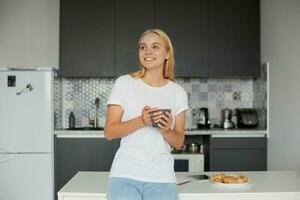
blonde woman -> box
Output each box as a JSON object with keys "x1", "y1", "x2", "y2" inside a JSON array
[{"x1": 104, "y1": 29, "x2": 188, "y2": 200}]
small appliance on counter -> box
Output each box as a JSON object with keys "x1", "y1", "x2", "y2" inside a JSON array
[
  {"x1": 221, "y1": 108, "x2": 235, "y2": 129},
  {"x1": 193, "y1": 107, "x2": 210, "y2": 129},
  {"x1": 235, "y1": 108, "x2": 259, "y2": 128}
]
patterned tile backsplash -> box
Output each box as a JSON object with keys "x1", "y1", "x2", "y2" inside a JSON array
[
  {"x1": 54, "y1": 66, "x2": 267, "y2": 129},
  {"x1": 253, "y1": 63, "x2": 268, "y2": 129}
]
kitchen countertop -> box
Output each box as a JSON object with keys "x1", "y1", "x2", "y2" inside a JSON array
[
  {"x1": 58, "y1": 171, "x2": 300, "y2": 200},
  {"x1": 54, "y1": 128, "x2": 267, "y2": 138}
]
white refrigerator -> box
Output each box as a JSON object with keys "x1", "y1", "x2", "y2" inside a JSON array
[{"x1": 0, "y1": 68, "x2": 54, "y2": 200}]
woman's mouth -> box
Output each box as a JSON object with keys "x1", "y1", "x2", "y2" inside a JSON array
[{"x1": 144, "y1": 57, "x2": 156, "y2": 61}]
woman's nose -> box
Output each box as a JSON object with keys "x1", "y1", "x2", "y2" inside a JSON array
[{"x1": 145, "y1": 48, "x2": 152, "y2": 55}]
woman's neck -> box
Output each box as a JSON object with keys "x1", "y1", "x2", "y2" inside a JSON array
[{"x1": 142, "y1": 68, "x2": 168, "y2": 87}]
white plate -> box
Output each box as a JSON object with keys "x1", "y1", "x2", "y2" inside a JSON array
[{"x1": 209, "y1": 175, "x2": 253, "y2": 187}]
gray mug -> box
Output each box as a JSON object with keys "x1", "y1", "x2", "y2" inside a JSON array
[{"x1": 150, "y1": 109, "x2": 171, "y2": 128}]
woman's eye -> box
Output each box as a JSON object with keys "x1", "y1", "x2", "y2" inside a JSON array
[
  {"x1": 153, "y1": 45, "x2": 160, "y2": 49},
  {"x1": 140, "y1": 45, "x2": 146, "y2": 50}
]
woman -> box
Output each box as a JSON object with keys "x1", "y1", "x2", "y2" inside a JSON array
[{"x1": 104, "y1": 29, "x2": 188, "y2": 200}]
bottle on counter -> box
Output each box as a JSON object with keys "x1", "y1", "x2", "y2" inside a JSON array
[{"x1": 69, "y1": 112, "x2": 75, "y2": 129}]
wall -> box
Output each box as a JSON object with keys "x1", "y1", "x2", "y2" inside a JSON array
[
  {"x1": 261, "y1": 0, "x2": 300, "y2": 170},
  {"x1": 54, "y1": 77, "x2": 265, "y2": 130},
  {"x1": 0, "y1": 0, "x2": 59, "y2": 68}
]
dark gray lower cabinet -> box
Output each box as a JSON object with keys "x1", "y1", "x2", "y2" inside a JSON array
[
  {"x1": 55, "y1": 137, "x2": 120, "y2": 193},
  {"x1": 210, "y1": 136, "x2": 267, "y2": 171}
]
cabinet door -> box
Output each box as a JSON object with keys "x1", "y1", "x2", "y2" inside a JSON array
[
  {"x1": 210, "y1": 137, "x2": 267, "y2": 171},
  {"x1": 115, "y1": 0, "x2": 155, "y2": 76},
  {"x1": 156, "y1": 0, "x2": 209, "y2": 77},
  {"x1": 211, "y1": 149, "x2": 266, "y2": 171},
  {"x1": 60, "y1": 0, "x2": 114, "y2": 77},
  {"x1": 209, "y1": 0, "x2": 260, "y2": 78},
  {"x1": 56, "y1": 138, "x2": 115, "y2": 191}
]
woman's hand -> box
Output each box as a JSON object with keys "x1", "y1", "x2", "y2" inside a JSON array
[
  {"x1": 141, "y1": 106, "x2": 158, "y2": 126},
  {"x1": 155, "y1": 111, "x2": 173, "y2": 133}
]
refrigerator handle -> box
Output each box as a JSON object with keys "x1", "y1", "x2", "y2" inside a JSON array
[{"x1": 0, "y1": 154, "x2": 17, "y2": 163}]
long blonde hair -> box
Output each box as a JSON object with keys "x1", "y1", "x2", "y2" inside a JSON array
[{"x1": 130, "y1": 29, "x2": 175, "y2": 81}]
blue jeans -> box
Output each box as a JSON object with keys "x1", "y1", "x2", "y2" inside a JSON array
[{"x1": 107, "y1": 177, "x2": 178, "y2": 200}]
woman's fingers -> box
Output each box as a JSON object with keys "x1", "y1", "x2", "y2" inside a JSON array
[
  {"x1": 157, "y1": 120, "x2": 169, "y2": 132},
  {"x1": 166, "y1": 112, "x2": 172, "y2": 118},
  {"x1": 142, "y1": 106, "x2": 151, "y2": 125},
  {"x1": 157, "y1": 122, "x2": 165, "y2": 129},
  {"x1": 154, "y1": 113, "x2": 171, "y2": 122},
  {"x1": 142, "y1": 107, "x2": 172, "y2": 129},
  {"x1": 151, "y1": 111, "x2": 162, "y2": 116},
  {"x1": 144, "y1": 106, "x2": 150, "y2": 110},
  {"x1": 142, "y1": 106, "x2": 159, "y2": 125},
  {"x1": 158, "y1": 118, "x2": 169, "y2": 127},
  {"x1": 145, "y1": 107, "x2": 159, "y2": 114},
  {"x1": 152, "y1": 113, "x2": 164, "y2": 120},
  {"x1": 154, "y1": 113, "x2": 172, "y2": 131},
  {"x1": 164, "y1": 112, "x2": 172, "y2": 122}
]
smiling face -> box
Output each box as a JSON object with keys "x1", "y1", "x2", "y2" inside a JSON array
[{"x1": 138, "y1": 32, "x2": 170, "y2": 71}]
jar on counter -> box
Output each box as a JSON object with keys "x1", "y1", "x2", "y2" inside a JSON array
[{"x1": 69, "y1": 112, "x2": 75, "y2": 129}]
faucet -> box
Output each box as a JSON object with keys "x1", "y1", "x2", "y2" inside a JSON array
[{"x1": 89, "y1": 98, "x2": 100, "y2": 128}]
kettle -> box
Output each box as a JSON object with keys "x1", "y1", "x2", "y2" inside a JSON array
[
  {"x1": 197, "y1": 107, "x2": 210, "y2": 129},
  {"x1": 221, "y1": 108, "x2": 235, "y2": 129}
]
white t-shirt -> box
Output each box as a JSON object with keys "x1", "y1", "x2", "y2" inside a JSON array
[{"x1": 106, "y1": 74, "x2": 189, "y2": 183}]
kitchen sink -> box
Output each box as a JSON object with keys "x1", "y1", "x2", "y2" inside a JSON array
[{"x1": 67, "y1": 127, "x2": 104, "y2": 130}]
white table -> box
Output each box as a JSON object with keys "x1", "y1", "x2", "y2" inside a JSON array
[{"x1": 58, "y1": 171, "x2": 300, "y2": 200}]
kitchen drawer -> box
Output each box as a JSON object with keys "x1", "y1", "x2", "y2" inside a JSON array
[
  {"x1": 211, "y1": 149, "x2": 266, "y2": 171},
  {"x1": 212, "y1": 137, "x2": 266, "y2": 149},
  {"x1": 210, "y1": 136, "x2": 267, "y2": 171}
]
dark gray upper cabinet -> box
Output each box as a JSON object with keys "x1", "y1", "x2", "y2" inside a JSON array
[
  {"x1": 208, "y1": 0, "x2": 260, "y2": 78},
  {"x1": 115, "y1": 0, "x2": 155, "y2": 76},
  {"x1": 156, "y1": 0, "x2": 209, "y2": 77},
  {"x1": 59, "y1": 0, "x2": 260, "y2": 77},
  {"x1": 60, "y1": 0, "x2": 114, "y2": 77}
]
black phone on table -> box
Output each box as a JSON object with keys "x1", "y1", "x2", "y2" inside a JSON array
[{"x1": 187, "y1": 174, "x2": 209, "y2": 180}]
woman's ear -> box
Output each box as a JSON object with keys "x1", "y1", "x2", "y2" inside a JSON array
[{"x1": 166, "y1": 51, "x2": 170, "y2": 60}]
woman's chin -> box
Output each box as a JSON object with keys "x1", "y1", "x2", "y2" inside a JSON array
[{"x1": 143, "y1": 64, "x2": 163, "y2": 70}]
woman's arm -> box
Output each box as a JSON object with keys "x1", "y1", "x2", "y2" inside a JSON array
[
  {"x1": 104, "y1": 105, "x2": 158, "y2": 140},
  {"x1": 156, "y1": 111, "x2": 186, "y2": 150}
]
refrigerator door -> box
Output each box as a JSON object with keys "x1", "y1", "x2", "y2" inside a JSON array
[
  {"x1": 0, "y1": 153, "x2": 53, "y2": 200},
  {"x1": 0, "y1": 70, "x2": 53, "y2": 153}
]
